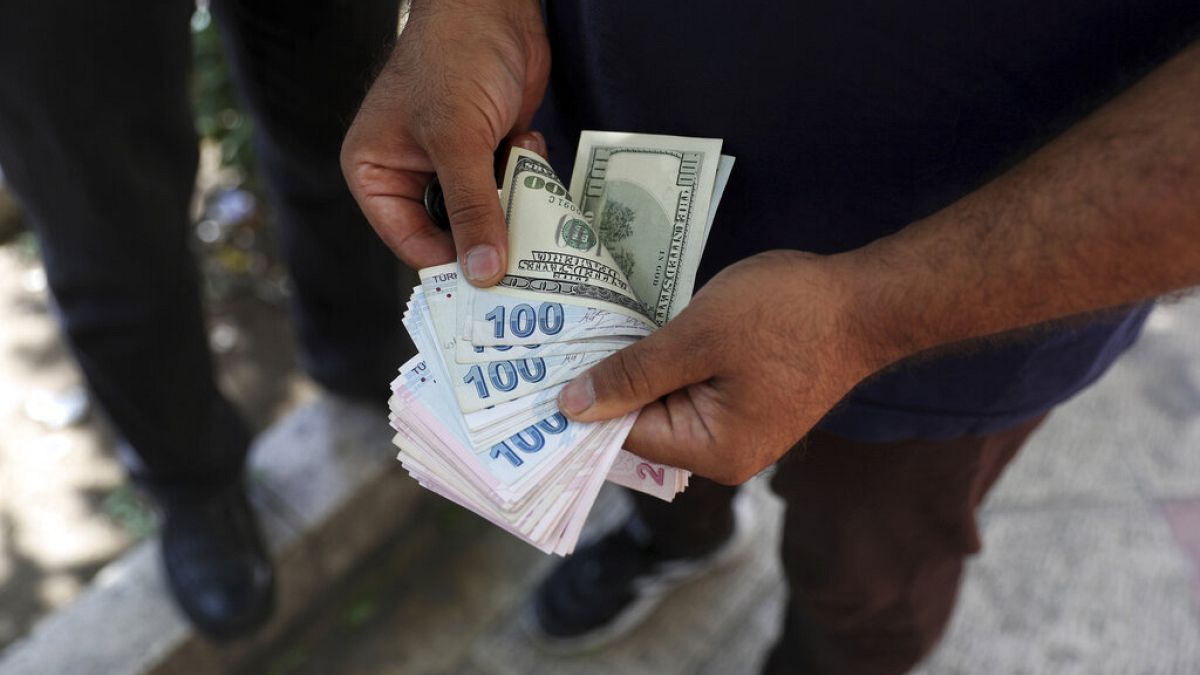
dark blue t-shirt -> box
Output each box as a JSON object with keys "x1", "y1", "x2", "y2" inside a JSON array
[{"x1": 535, "y1": 1, "x2": 1199, "y2": 442}]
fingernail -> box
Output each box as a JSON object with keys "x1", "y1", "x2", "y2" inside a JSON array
[
  {"x1": 514, "y1": 131, "x2": 546, "y2": 155},
  {"x1": 559, "y1": 375, "x2": 595, "y2": 415},
  {"x1": 464, "y1": 245, "x2": 500, "y2": 282}
]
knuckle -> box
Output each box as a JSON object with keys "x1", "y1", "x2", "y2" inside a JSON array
[
  {"x1": 425, "y1": 117, "x2": 493, "y2": 156},
  {"x1": 338, "y1": 135, "x2": 355, "y2": 169},
  {"x1": 445, "y1": 196, "x2": 499, "y2": 235},
  {"x1": 681, "y1": 322, "x2": 722, "y2": 362},
  {"x1": 606, "y1": 349, "x2": 656, "y2": 401},
  {"x1": 339, "y1": 144, "x2": 364, "y2": 189},
  {"x1": 339, "y1": 126, "x2": 366, "y2": 178}
]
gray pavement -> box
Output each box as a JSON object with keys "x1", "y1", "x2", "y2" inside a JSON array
[
  {"x1": 0, "y1": 215, "x2": 306, "y2": 652},
  {"x1": 269, "y1": 296, "x2": 1200, "y2": 675},
  {"x1": 0, "y1": 244, "x2": 134, "y2": 648}
]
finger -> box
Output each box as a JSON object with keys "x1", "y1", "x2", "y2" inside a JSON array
[
  {"x1": 623, "y1": 396, "x2": 708, "y2": 462},
  {"x1": 493, "y1": 131, "x2": 548, "y2": 181},
  {"x1": 346, "y1": 163, "x2": 456, "y2": 268},
  {"x1": 516, "y1": 47, "x2": 550, "y2": 132},
  {"x1": 558, "y1": 318, "x2": 715, "y2": 422},
  {"x1": 507, "y1": 130, "x2": 547, "y2": 160},
  {"x1": 623, "y1": 392, "x2": 756, "y2": 486},
  {"x1": 427, "y1": 137, "x2": 509, "y2": 287},
  {"x1": 371, "y1": 197, "x2": 457, "y2": 268}
]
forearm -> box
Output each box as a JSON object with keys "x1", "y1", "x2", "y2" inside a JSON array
[{"x1": 837, "y1": 39, "x2": 1200, "y2": 370}]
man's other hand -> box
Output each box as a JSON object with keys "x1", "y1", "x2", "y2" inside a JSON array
[
  {"x1": 556, "y1": 251, "x2": 884, "y2": 485},
  {"x1": 341, "y1": 0, "x2": 550, "y2": 286}
]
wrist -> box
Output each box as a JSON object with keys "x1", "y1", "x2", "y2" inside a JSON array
[
  {"x1": 818, "y1": 244, "x2": 928, "y2": 379},
  {"x1": 744, "y1": 250, "x2": 897, "y2": 388}
]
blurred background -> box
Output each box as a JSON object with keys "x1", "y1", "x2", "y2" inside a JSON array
[
  {"x1": 1, "y1": 4, "x2": 1199, "y2": 675},
  {"x1": 0, "y1": 4, "x2": 310, "y2": 651}
]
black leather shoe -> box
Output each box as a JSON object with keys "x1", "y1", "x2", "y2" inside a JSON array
[{"x1": 158, "y1": 480, "x2": 275, "y2": 641}]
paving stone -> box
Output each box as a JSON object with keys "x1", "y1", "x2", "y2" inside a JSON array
[
  {"x1": 0, "y1": 543, "x2": 218, "y2": 675},
  {"x1": 983, "y1": 299, "x2": 1200, "y2": 511},
  {"x1": 459, "y1": 481, "x2": 784, "y2": 675},
  {"x1": 985, "y1": 388, "x2": 1146, "y2": 511},
  {"x1": 250, "y1": 396, "x2": 419, "y2": 580},
  {"x1": 283, "y1": 485, "x2": 632, "y2": 675},
  {"x1": 689, "y1": 559, "x2": 784, "y2": 675},
  {"x1": 273, "y1": 481, "x2": 785, "y2": 675},
  {"x1": 914, "y1": 506, "x2": 1200, "y2": 675},
  {"x1": 1160, "y1": 498, "x2": 1200, "y2": 607},
  {"x1": 1099, "y1": 300, "x2": 1200, "y2": 500}
]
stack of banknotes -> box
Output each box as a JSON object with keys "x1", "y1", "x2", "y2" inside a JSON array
[{"x1": 388, "y1": 132, "x2": 735, "y2": 554}]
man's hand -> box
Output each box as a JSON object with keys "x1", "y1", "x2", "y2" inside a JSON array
[
  {"x1": 341, "y1": 0, "x2": 549, "y2": 285},
  {"x1": 556, "y1": 251, "x2": 883, "y2": 485}
]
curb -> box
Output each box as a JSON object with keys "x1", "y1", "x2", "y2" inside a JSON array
[{"x1": 0, "y1": 396, "x2": 419, "y2": 675}]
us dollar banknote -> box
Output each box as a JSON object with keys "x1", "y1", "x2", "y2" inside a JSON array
[
  {"x1": 494, "y1": 148, "x2": 655, "y2": 325},
  {"x1": 569, "y1": 131, "x2": 728, "y2": 325}
]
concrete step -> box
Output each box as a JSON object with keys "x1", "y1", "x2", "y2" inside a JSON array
[{"x1": 0, "y1": 396, "x2": 422, "y2": 675}]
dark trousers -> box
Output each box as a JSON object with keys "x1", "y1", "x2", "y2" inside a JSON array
[
  {"x1": 634, "y1": 416, "x2": 1045, "y2": 675},
  {"x1": 0, "y1": 0, "x2": 403, "y2": 495}
]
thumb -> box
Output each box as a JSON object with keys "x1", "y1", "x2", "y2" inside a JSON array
[
  {"x1": 558, "y1": 319, "x2": 714, "y2": 422},
  {"x1": 428, "y1": 136, "x2": 509, "y2": 287}
]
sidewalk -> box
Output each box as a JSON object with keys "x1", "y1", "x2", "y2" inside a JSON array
[{"x1": 264, "y1": 296, "x2": 1200, "y2": 675}]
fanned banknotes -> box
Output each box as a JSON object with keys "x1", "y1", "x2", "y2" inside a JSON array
[{"x1": 388, "y1": 132, "x2": 734, "y2": 554}]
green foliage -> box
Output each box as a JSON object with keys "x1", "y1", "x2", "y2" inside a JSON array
[
  {"x1": 6, "y1": 231, "x2": 39, "y2": 263},
  {"x1": 342, "y1": 597, "x2": 379, "y2": 628},
  {"x1": 190, "y1": 7, "x2": 257, "y2": 185},
  {"x1": 101, "y1": 485, "x2": 157, "y2": 539},
  {"x1": 266, "y1": 646, "x2": 309, "y2": 675}
]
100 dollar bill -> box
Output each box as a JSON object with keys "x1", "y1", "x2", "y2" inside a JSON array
[
  {"x1": 494, "y1": 148, "x2": 655, "y2": 325},
  {"x1": 569, "y1": 131, "x2": 724, "y2": 325}
]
